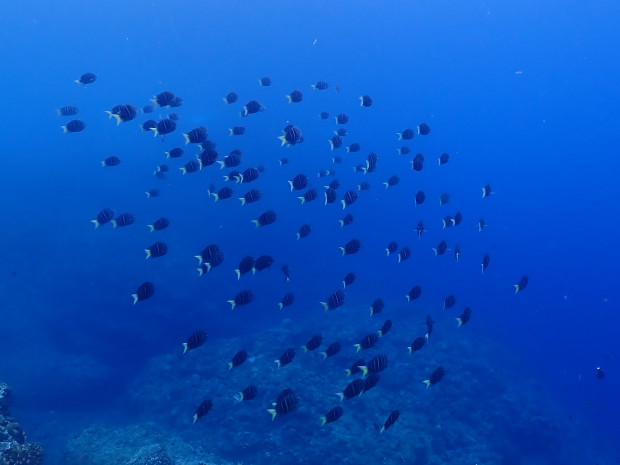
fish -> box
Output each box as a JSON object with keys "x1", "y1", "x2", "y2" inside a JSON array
[
  {"x1": 329, "y1": 135, "x2": 343, "y2": 150},
  {"x1": 274, "y1": 348, "x2": 296, "y2": 369},
  {"x1": 267, "y1": 389, "x2": 298, "y2": 420},
  {"x1": 297, "y1": 224, "x2": 312, "y2": 240},
  {"x1": 299, "y1": 188, "x2": 318, "y2": 204},
  {"x1": 342, "y1": 272, "x2": 356, "y2": 288},
  {"x1": 193, "y1": 399, "x2": 212, "y2": 423},
  {"x1": 75, "y1": 72, "x2": 97, "y2": 85},
  {"x1": 359, "y1": 354, "x2": 389, "y2": 376},
  {"x1": 359, "y1": 95, "x2": 373, "y2": 107},
  {"x1": 282, "y1": 264, "x2": 291, "y2": 282},
  {"x1": 286, "y1": 90, "x2": 303, "y2": 103},
  {"x1": 278, "y1": 124, "x2": 303, "y2": 146},
  {"x1": 332, "y1": 156, "x2": 343, "y2": 164},
  {"x1": 91, "y1": 208, "x2": 114, "y2": 228},
  {"x1": 227, "y1": 290, "x2": 254, "y2": 309},
  {"x1": 320, "y1": 111, "x2": 330, "y2": 120},
  {"x1": 183, "y1": 330, "x2": 208, "y2": 354},
  {"x1": 218, "y1": 152, "x2": 242, "y2": 169},
  {"x1": 339, "y1": 214, "x2": 354, "y2": 227},
  {"x1": 336, "y1": 379, "x2": 365, "y2": 401},
  {"x1": 335, "y1": 113, "x2": 349, "y2": 124},
  {"x1": 453, "y1": 211, "x2": 463, "y2": 226},
  {"x1": 320, "y1": 406, "x2": 344, "y2": 425},
  {"x1": 596, "y1": 367, "x2": 605, "y2": 379},
  {"x1": 165, "y1": 148, "x2": 184, "y2": 159},
  {"x1": 365, "y1": 153, "x2": 378, "y2": 173},
  {"x1": 411, "y1": 153, "x2": 424, "y2": 171},
  {"x1": 383, "y1": 175, "x2": 400, "y2": 188},
  {"x1": 423, "y1": 367, "x2": 445, "y2": 388},
  {"x1": 142, "y1": 105, "x2": 154, "y2": 114},
  {"x1": 253, "y1": 255, "x2": 274, "y2": 273},
  {"x1": 321, "y1": 342, "x2": 341, "y2": 359},
  {"x1": 398, "y1": 247, "x2": 411, "y2": 263},
  {"x1": 341, "y1": 190, "x2": 358, "y2": 209},
  {"x1": 478, "y1": 218, "x2": 486, "y2": 232},
  {"x1": 229, "y1": 350, "x2": 248, "y2": 369},
  {"x1": 152, "y1": 118, "x2": 176, "y2": 137},
  {"x1": 456, "y1": 307, "x2": 471, "y2": 327},
  {"x1": 482, "y1": 183, "x2": 493, "y2": 198},
  {"x1": 145, "y1": 242, "x2": 168, "y2": 259},
  {"x1": 433, "y1": 240, "x2": 448, "y2": 256},
  {"x1": 354, "y1": 333, "x2": 379, "y2": 352},
  {"x1": 61, "y1": 119, "x2": 86, "y2": 133},
  {"x1": 145, "y1": 189, "x2": 160, "y2": 198},
  {"x1": 321, "y1": 289, "x2": 345, "y2": 311},
  {"x1": 198, "y1": 147, "x2": 219, "y2": 168},
  {"x1": 397, "y1": 128, "x2": 415, "y2": 140},
  {"x1": 481, "y1": 253, "x2": 490, "y2": 273},
  {"x1": 312, "y1": 80, "x2": 329, "y2": 90},
  {"x1": 363, "y1": 373, "x2": 380, "y2": 393},
  {"x1": 211, "y1": 186, "x2": 234, "y2": 202},
  {"x1": 302, "y1": 334, "x2": 323, "y2": 353},
  {"x1": 167, "y1": 112, "x2": 180, "y2": 121},
  {"x1": 180, "y1": 159, "x2": 202, "y2": 175},
  {"x1": 408, "y1": 337, "x2": 426, "y2": 354},
  {"x1": 279, "y1": 293, "x2": 295, "y2": 309},
  {"x1": 379, "y1": 410, "x2": 400, "y2": 433},
  {"x1": 252, "y1": 210, "x2": 277, "y2": 227},
  {"x1": 57, "y1": 105, "x2": 79, "y2": 116},
  {"x1": 442, "y1": 216, "x2": 453, "y2": 229},
  {"x1": 386, "y1": 241, "x2": 398, "y2": 256},
  {"x1": 397, "y1": 146, "x2": 411, "y2": 155},
  {"x1": 454, "y1": 244, "x2": 461, "y2": 262},
  {"x1": 132, "y1": 282, "x2": 155, "y2": 304},
  {"x1": 439, "y1": 192, "x2": 450, "y2": 206},
  {"x1": 406, "y1": 286, "x2": 422, "y2": 302},
  {"x1": 378, "y1": 320, "x2": 392, "y2": 337},
  {"x1": 340, "y1": 239, "x2": 361, "y2": 255},
  {"x1": 112, "y1": 213, "x2": 135, "y2": 228},
  {"x1": 438, "y1": 152, "x2": 450, "y2": 165},
  {"x1": 417, "y1": 123, "x2": 431, "y2": 135},
  {"x1": 424, "y1": 315, "x2": 434, "y2": 340},
  {"x1": 229, "y1": 126, "x2": 246, "y2": 136},
  {"x1": 239, "y1": 189, "x2": 262, "y2": 206},
  {"x1": 325, "y1": 187, "x2": 338, "y2": 205},
  {"x1": 514, "y1": 275, "x2": 529, "y2": 294},
  {"x1": 414, "y1": 190, "x2": 425, "y2": 206},
  {"x1": 183, "y1": 126, "x2": 208, "y2": 144},
  {"x1": 140, "y1": 120, "x2": 157, "y2": 132},
  {"x1": 345, "y1": 359, "x2": 366, "y2": 376},
  {"x1": 223, "y1": 92, "x2": 238, "y2": 104},
  {"x1": 235, "y1": 385, "x2": 258, "y2": 402},
  {"x1": 259, "y1": 77, "x2": 272, "y2": 86},
  {"x1": 151, "y1": 91, "x2": 176, "y2": 107},
  {"x1": 443, "y1": 295, "x2": 456, "y2": 310},
  {"x1": 370, "y1": 298, "x2": 384, "y2": 316},
  {"x1": 148, "y1": 217, "x2": 170, "y2": 232},
  {"x1": 195, "y1": 244, "x2": 224, "y2": 271},
  {"x1": 235, "y1": 256, "x2": 255, "y2": 279},
  {"x1": 346, "y1": 143, "x2": 361, "y2": 153},
  {"x1": 169, "y1": 96, "x2": 183, "y2": 107},
  {"x1": 279, "y1": 158, "x2": 289, "y2": 166},
  {"x1": 107, "y1": 104, "x2": 137, "y2": 125}
]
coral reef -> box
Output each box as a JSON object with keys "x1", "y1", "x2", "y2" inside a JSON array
[{"x1": 0, "y1": 384, "x2": 43, "y2": 465}]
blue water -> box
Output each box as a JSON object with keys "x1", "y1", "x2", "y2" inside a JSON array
[{"x1": 1, "y1": 1, "x2": 619, "y2": 463}]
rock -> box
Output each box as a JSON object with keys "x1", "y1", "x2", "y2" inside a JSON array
[{"x1": 0, "y1": 383, "x2": 43, "y2": 465}]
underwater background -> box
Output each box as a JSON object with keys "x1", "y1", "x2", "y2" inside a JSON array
[{"x1": 1, "y1": 1, "x2": 619, "y2": 464}]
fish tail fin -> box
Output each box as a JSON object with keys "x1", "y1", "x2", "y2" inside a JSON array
[
  {"x1": 147, "y1": 225, "x2": 155, "y2": 232},
  {"x1": 183, "y1": 134, "x2": 190, "y2": 144},
  {"x1": 423, "y1": 380, "x2": 431, "y2": 389},
  {"x1": 251, "y1": 220, "x2": 259, "y2": 227},
  {"x1": 111, "y1": 221, "x2": 117, "y2": 228},
  {"x1": 192, "y1": 414, "x2": 198, "y2": 424},
  {"x1": 397, "y1": 132, "x2": 402, "y2": 140},
  {"x1": 234, "y1": 393, "x2": 243, "y2": 403},
  {"x1": 228, "y1": 362, "x2": 233, "y2": 370},
  {"x1": 354, "y1": 344, "x2": 361, "y2": 352},
  {"x1": 302, "y1": 346, "x2": 308, "y2": 353},
  {"x1": 112, "y1": 114, "x2": 122, "y2": 126},
  {"x1": 145, "y1": 249, "x2": 151, "y2": 259},
  {"x1": 239, "y1": 198, "x2": 246, "y2": 206},
  {"x1": 212, "y1": 194, "x2": 219, "y2": 202},
  {"x1": 278, "y1": 302, "x2": 284, "y2": 309},
  {"x1": 235, "y1": 269, "x2": 241, "y2": 280},
  {"x1": 278, "y1": 135, "x2": 287, "y2": 146},
  {"x1": 321, "y1": 352, "x2": 327, "y2": 360},
  {"x1": 406, "y1": 295, "x2": 411, "y2": 302},
  {"x1": 320, "y1": 416, "x2": 327, "y2": 426},
  {"x1": 456, "y1": 318, "x2": 463, "y2": 327},
  {"x1": 432, "y1": 248, "x2": 438, "y2": 256},
  {"x1": 222, "y1": 97, "x2": 229, "y2": 104},
  {"x1": 408, "y1": 347, "x2": 413, "y2": 354},
  {"x1": 380, "y1": 426, "x2": 385, "y2": 434},
  {"x1": 267, "y1": 409, "x2": 277, "y2": 421},
  {"x1": 514, "y1": 284, "x2": 520, "y2": 294},
  {"x1": 320, "y1": 302, "x2": 329, "y2": 311},
  {"x1": 228, "y1": 128, "x2": 234, "y2": 136},
  {"x1": 296, "y1": 233, "x2": 301, "y2": 240},
  {"x1": 61, "y1": 125, "x2": 68, "y2": 133},
  {"x1": 339, "y1": 220, "x2": 344, "y2": 227},
  {"x1": 180, "y1": 167, "x2": 187, "y2": 175},
  {"x1": 336, "y1": 393, "x2": 344, "y2": 402},
  {"x1": 91, "y1": 220, "x2": 99, "y2": 229},
  {"x1": 297, "y1": 197, "x2": 305, "y2": 204},
  {"x1": 151, "y1": 128, "x2": 158, "y2": 137},
  {"x1": 345, "y1": 369, "x2": 351, "y2": 376},
  {"x1": 227, "y1": 300, "x2": 236, "y2": 310},
  {"x1": 196, "y1": 268, "x2": 204, "y2": 277},
  {"x1": 182, "y1": 343, "x2": 189, "y2": 354},
  {"x1": 274, "y1": 360, "x2": 281, "y2": 369},
  {"x1": 346, "y1": 147, "x2": 350, "y2": 153},
  {"x1": 378, "y1": 330, "x2": 383, "y2": 337},
  {"x1": 339, "y1": 247, "x2": 345, "y2": 256},
  {"x1": 329, "y1": 140, "x2": 334, "y2": 150},
  {"x1": 131, "y1": 293, "x2": 138, "y2": 305},
  {"x1": 383, "y1": 182, "x2": 389, "y2": 188},
  {"x1": 288, "y1": 181, "x2": 294, "y2": 191},
  {"x1": 359, "y1": 366, "x2": 368, "y2": 377},
  {"x1": 286, "y1": 95, "x2": 293, "y2": 103},
  {"x1": 217, "y1": 161, "x2": 225, "y2": 169},
  {"x1": 145, "y1": 192, "x2": 151, "y2": 198}
]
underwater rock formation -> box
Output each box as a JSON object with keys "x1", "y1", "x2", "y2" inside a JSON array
[{"x1": 0, "y1": 383, "x2": 44, "y2": 465}]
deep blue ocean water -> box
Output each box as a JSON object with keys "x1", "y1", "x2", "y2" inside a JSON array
[{"x1": 1, "y1": 1, "x2": 619, "y2": 463}]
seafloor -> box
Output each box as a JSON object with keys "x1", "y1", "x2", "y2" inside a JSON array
[{"x1": 13, "y1": 308, "x2": 617, "y2": 465}]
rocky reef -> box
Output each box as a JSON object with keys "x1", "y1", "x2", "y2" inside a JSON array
[{"x1": 0, "y1": 384, "x2": 43, "y2": 465}]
